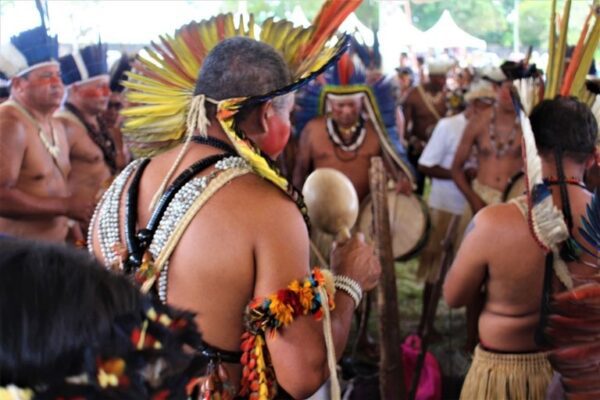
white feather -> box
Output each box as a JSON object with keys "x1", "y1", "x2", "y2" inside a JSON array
[{"x1": 0, "y1": 43, "x2": 28, "y2": 78}]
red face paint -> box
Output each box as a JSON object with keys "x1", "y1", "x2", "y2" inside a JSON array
[
  {"x1": 27, "y1": 75, "x2": 63, "y2": 87},
  {"x1": 80, "y1": 84, "x2": 110, "y2": 98},
  {"x1": 262, "y1": 113, "x2": 291, "y2": 158}
]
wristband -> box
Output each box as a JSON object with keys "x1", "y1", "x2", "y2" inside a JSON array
[{"x1": 334, "y1": 275, "x2": 363, "y2": 309}]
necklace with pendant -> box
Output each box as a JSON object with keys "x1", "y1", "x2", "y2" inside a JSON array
[
  {"x1": 489, "y1": 106, "x2": 519, "y2": 158},
  {"x1": 326, "y1": 116, "x2": 366, "y2": 152}
]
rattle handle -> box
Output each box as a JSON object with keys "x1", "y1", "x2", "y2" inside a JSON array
[{"x1": 337, "y1": 227, "x2": 351, "y2": 241}]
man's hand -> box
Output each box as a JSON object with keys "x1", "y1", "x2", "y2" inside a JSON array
[
  {"x1": 470, "y1": 195, "x2": 487, "y2": 214},
  {"x1": 66, "y1": 194, "x2": 95, "y2": 223},
  {"x1": 394, "y1": 177, "x2": 413, "y2": 195},
  {"x1": 330, "y1": 233, "x2": 381, "y2": 291}
]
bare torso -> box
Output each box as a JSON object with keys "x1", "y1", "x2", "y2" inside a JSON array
[
  {"x1": 473, "y1": 107, "x2": 523, "y2": 192},
  {"x1": 0, "y1": 102, "x2": 70, "y2": 241},
  {"x1": 476, "y1": 188, "x2": 594, "y2": 352},
  {"x1": 403, "y1": 85, "x2": 446, "y2": 142},
  {"x1": 56, "y1": 110, "x2": 112, "y2": 201},
  {"x1": 294, "y1": 116, "x2": 381, "y2": 202}
]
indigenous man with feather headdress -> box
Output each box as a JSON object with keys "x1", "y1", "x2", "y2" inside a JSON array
[
  {"x1": 0, "y1": 24, "x2": 94, "y2": 242},
  {"x1": 89, "y1": 3, "x2": 382, "y2": 399}
]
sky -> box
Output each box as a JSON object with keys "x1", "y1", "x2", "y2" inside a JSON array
[{"x1": 0, "y1": 0, "x2": 225, "y2": 45}]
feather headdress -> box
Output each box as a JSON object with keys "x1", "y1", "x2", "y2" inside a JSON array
[
  {"x1": 294, "y1": 36, "x2": 416, "y2": 183},
  {"x1": 59, "y1": 41, "x2": 109, "y2": 85},
  {"x1": 512, "y1": 2, "x2": 600, "y2": 288},
  {"x1": 121, "y1": 1, "x2": 360, "y2": 208}
]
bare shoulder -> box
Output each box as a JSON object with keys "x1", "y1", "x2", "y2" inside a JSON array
[
  {"x1": 304, "y1": 116, "x2": 326, "y2": 134},
  {"x1": 472, "y1": 202, "x2": 528, "y2": 238},
  {"x1": 402, "y1": 87, "x2": 419, "y2": 105},
  {"x1": 239, "y1": 174, "x2": 305, "y2": 227},
  {"x1": 0, "y1": 105, "x2": 27, "y2": 142}
]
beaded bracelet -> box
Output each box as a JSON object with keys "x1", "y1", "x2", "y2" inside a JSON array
[{"x1": 334, "y1": 275, "x2": 363, "y2": 309}]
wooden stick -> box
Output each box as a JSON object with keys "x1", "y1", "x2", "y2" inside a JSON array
[{"x1": 369, "y1": 156, "x2": 405, "y2": 400}]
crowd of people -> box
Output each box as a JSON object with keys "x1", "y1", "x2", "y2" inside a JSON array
[{"x1": 0, "y1": 1, "x2": 598, "y2": 399}]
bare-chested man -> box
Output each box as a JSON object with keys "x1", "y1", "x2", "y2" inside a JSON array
[
  {"x1": 91, "y1": 33, "x2": 381, "y2": 399},
  {"x1": 294, "y1": 95, "x2": 382, "y2": 202},
  {"x1": 55, "y1": 44, "x2": 115, "y2": 208},
  {"x1": 0, "y1": 27, "x2": 93, "y2": 241},
  {"x1": 445, "y1": 97, "x2": 598, "y2": 400},
  {"x1": 402, "y1": 61, "x2": 450, "y2": 194},
  {"x1": 451, "y1": 73, "x2": 523, "y2": 215}
]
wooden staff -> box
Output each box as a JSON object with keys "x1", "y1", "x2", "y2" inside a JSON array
[{"x1": 369, "y1": 157, "x2": 405, "y2": 400}]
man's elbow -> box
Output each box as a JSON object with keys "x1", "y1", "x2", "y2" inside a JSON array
[
  {"x1": 443, "y1": 282, "x2": 465, "y2": 308},
  {"x1": 276, "y1": 363, "x2": 328, "y2": 399}
]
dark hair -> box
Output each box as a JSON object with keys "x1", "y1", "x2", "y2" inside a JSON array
[
  {"x1": 529, "y1": 96, "x2": 598, "y2": 163},
  {"x1": 0, "y1": 239, "x2": 141, "y2": 386},
  {"x1": 194, "y1": 36, "x2": 291, "y2": 104}
]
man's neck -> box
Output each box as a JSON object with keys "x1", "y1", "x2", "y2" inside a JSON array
[
  {"x1": 10, "y1": 95, "x2": 55, "y2": 123},
  {"x1": 66, "y1": 98, "x2": 99, "y2": 126},
  {"x1": 541, "y1": 158, "x2": 586, "y2": 181}
]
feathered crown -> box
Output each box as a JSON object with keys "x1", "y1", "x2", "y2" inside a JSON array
[
  {"x1": 512, "y1": 2, "x2": 600, "y2": 289},
  {"x1": 294, "y1": 37, "x2": 416, "y2": 183},
  {"x1": 121, "y1": 0, "x2": 361, "y2": 214},
  {"x1": 59, "y1": 42, "x2": 109, "y2": 85},
  {"x1": 0, "y1": 26, "x2": 59, "y2": 78},
  {"x1": 109, "y1": 53, "x2": 133, "y2": 92}
]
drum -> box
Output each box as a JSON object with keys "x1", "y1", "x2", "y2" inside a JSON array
[
  {"x1": 502, "y1": 172, "x2": 526, "y2": 202},
  {"x1": 358, "y1": 190, "x2": 430, "y2": 261}
]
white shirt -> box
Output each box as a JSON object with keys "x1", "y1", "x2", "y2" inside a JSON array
[{"x1": 418, "y1": 113, "x2": 468, "y2": 215}]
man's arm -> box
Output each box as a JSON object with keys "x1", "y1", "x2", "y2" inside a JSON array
[
  {"x1": 254, "y1": 191, "x2": 379, "y2": 398},
  {"x1": 292, "y1": 122, "x2": 314, "y2": 190},
  {"x1": 0, "y1": 115, "x2": 91, "y2": 221},
  {"x1": 443, "y1": 209, "x2": 490, "y2": 307},
  {"x1": 451, "y1": 117, "x2": 486, "y2": 213},
  {"x1": 418, "y1": 119, "x2": 451, "y2": 179}
]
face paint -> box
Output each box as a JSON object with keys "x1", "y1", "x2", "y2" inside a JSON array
[
  {"x1": 79, "y1": 84, "x2": 110, "y2": 98},
  {"x1": 262, "y1": 113, "x2": 291, "y2": 158},
  {"x1": 27, "y1": 75, "x2": 62, "y2": 87}
]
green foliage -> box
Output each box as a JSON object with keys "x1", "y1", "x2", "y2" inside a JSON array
[{"x1": 410, "y1": 0, "x2": 513, "y2": 48}]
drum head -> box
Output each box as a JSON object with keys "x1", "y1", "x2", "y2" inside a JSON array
[
  {"x1": 503, "y1": 172, "x2": 526, "y2": 202},
  {"x1": 358, "y1": 190, "x2": 430, "y2": 261}
]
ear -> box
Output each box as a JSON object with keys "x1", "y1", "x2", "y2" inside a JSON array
[{"x1": 257, "y1": 101, "x2": 273, "y2": 135}]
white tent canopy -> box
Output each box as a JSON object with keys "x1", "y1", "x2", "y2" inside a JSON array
[
  {"x1": 421, "y1": 10, "x2": 486, "y2": 49},
  {"x1": 378, "y1": 2, "x2": 425, "y2": 73},
  {"x1": 285, "y1": 5, "x2": 311, "y2": 28},
  {"x1": 339, "y1": 13, "x2": 374, "y2": 46}
]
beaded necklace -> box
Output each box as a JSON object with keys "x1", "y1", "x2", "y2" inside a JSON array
[
  {"x1": 489, "y1": 105, "x2": 520, "y2": 158},
  {"x1": 7, "y1": 100, "x2": 61, "y2": 163},
  {"x1": 326, "y1": 115, "x2": 366, "y2": 152}
]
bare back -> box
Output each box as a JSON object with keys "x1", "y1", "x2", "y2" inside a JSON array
[
  {"x1": 91, "y1": 142, "x2": 315, "y2": 389},
  {"x1": 294, "y1": 116, "x2": 381, "y2": 201},
  {"x1": 0, "y1": 102, "x2": 70, "y2": 240},
  {"x1": 56, "y1": 111, "x2": 111, "y2": 200},
  {"x1": 446, "y1": 188, "x2": 595, "y2": 352}
]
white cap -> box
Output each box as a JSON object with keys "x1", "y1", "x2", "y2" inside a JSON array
[
  {"x1": 427, "y1": 59, "x2": 455, "y2": 76},
  {"x1": 465, "y1": 80, "x2": 496, "y2": 102}
]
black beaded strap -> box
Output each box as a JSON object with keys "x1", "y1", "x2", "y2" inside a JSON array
[
  {"x1": 125, "y1": 150, "x2": 234, "y2": 271},
  {"x1": 191, "y1": 135, "x2": 236, "y2": 154},
  {"x1": 125, "y1": 158, "x2": 151, "y2": 272}
]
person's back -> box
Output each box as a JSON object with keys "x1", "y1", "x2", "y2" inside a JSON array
[
  {"x1": 91, "y1": 30, "x2": 380, "y2": 400},
  {"x1": 445, "y1": 96, "x2": 598, "y2": 400}
]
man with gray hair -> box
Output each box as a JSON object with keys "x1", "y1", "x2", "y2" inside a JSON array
[{"x1": 90, "y1": 9, "x2": 380, "y2": 399}]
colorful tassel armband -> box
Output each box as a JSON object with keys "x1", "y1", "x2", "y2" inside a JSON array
[{"x1": 239, "y1": 268, "x2": 335, "y2": 399}]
